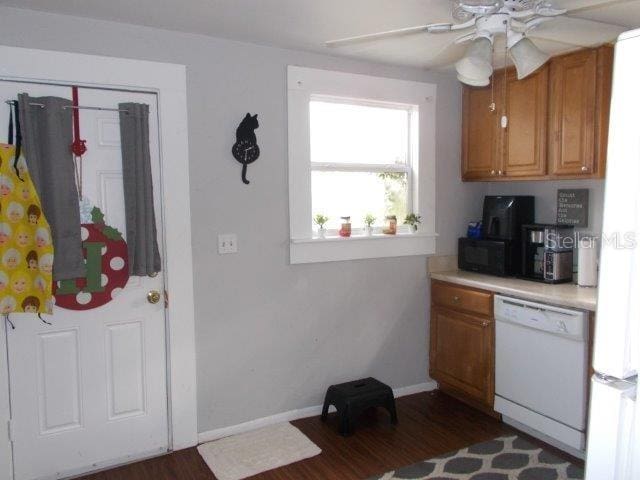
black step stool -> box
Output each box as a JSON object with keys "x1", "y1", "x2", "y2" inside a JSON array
[{"x1": 321, "y1": 377, "x2": 398, "y2": 436}]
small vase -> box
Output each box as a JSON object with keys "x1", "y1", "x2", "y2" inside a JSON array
[
  {"x1": 317, "y1": 227, "x2": 326, "y2": 239},
  {"x1": 365, "y1": 226, "x2": 373, "y2": 236},
  {"x1": 383, "y1": 215, "x2": 397, "y2": 235}
]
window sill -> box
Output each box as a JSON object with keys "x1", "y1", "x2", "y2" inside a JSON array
[{"x1": 290, "y1": 232, "x2": 438, "y2": 264}]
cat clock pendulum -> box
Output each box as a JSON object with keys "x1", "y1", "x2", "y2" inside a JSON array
[{"x1": 232, "y1": 113, "x2": 260, "y2": 184}]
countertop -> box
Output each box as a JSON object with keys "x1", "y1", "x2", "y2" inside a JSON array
[{"x1": 430, "y1": 270, "x2": 597, "y2": 312}]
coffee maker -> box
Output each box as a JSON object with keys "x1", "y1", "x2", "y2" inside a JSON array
[
  {"x1": 521, "y1": 224, "x2": 574, "y2": 283},
  {"x1": 458, "y1": 196, "x2": 535, "y2": 276},
  {"x1": 482, "y1": 196, "x2": 535, "y2": 243}
]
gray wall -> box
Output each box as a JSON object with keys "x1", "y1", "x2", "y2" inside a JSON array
[{"x1": 0, "y1": 7, "x2": 482, "y2": 432}]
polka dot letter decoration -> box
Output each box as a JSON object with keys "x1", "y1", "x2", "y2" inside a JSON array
[{"x1": 54, "y1": 207, "x2": 129, "y2": 310}]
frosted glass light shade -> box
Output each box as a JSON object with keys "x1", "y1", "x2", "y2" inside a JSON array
[
  {"x1": 455, "y1": 37, "x2": 493, "y2": 86},
  {"x1": 509, "y1": 37, "x2": 550, "y2": 80},
  {"x1": 456, "y1": 73, "x2": 490, "y2": 87}
]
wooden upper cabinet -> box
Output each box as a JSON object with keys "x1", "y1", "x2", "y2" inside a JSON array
[
  {"x1": 548, "y1": 46, "x2": 612, "y2": 178},
  {"x1": 461, "y1": 84, "x2": 499, "y2": 180},
  {"x1": 548, "y1": 49, "x2": 596, "y2": 176},
  {"x1": 461, "y1": 65, "x2": 548, "y2": 181},
  {"x1": 497, "y1": 66, "x2": 548, "y2": 178},
  {"x1": 461, "y1": 45, "x2": 613, "y2": 182}
]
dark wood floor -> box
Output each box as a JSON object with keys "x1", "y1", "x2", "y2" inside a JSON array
[{"x1": 77, "y1": 390, "x2": 581, "y2": 480}]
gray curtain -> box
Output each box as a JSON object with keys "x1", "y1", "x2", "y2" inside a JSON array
[
  {"x1": 18, "y1": 94, "x2": 86, "y2": 281},
  {"x1": 119, "y1": 103, "x2": 161, "y2": 276}
]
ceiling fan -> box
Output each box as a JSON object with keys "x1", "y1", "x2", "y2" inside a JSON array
[{"x1": 325, "y1": 0, "x2": 627, "y2": 86}]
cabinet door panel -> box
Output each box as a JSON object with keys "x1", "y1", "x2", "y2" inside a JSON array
[
  {"x1": 430, "y1": 306, "x2": 493, "y2": 405},
  {"x1": 594, "y1": 45, "x2": 614, "y2": 178},
  {"x1": 462, "y1": 85, "x2": 499, "y2": 180},
  {"x1": 498, "y1": 66, "x2": 548, "y2": 177},
  {"x1": 549, "y1": 49, "x2": 597, "y2": 176}
]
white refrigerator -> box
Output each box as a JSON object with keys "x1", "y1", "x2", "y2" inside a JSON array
[{"x1": 585, "y1": 28, "x2": 640, "y2": 480}]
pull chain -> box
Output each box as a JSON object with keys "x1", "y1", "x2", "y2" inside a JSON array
[
  {"x1": 489, "y1": 68, "x2": 496, "y2": 112},
  {"x1": 501, "y1": 20, "x2": 508, "y2": 130}
]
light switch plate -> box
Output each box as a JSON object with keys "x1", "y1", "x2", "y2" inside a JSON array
[{"x1": 218, "y1": 234, "x2": 238, "y2": 254}]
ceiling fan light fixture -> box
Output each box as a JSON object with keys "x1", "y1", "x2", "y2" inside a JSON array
[
  {"x1": 455, "y1": 36, "x2": 493, "y2": 87},
  {"x1": 508, "y1": 35, "x2": 550, "y2": 80},
  {"x1": 456, "y1": 73, "x2": 491, "y2": 87}
]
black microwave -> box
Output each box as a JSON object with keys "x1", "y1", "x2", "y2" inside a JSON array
[{"x1": 458, "y1": 238, "x2": 517, "y2": 277}]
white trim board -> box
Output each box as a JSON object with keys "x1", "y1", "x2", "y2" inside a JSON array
[
  {"x1": 287, "y1": 65, "x2": 438, "y2": 264},
  {"x1": 0, "y1": 45, "x2": 198, "y2": 478},
  {"x1": 198, "y1": 381, "x2": 437, "y2": 444}
]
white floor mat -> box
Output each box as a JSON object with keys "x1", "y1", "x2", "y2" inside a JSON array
[{"x1": 197, "y1": 422, "x2": 322, "y2": 480}]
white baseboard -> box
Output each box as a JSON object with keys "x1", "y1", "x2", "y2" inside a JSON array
[
  {"x1": 197, "y1": 380, "x2": 437, "y2": 444},
  {"x1": 392, "y1": 381, "x2": 437, "y2": 398}
]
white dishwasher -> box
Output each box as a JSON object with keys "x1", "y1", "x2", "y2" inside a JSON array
[{"x1": 494, "y1": 295, "x2": 589, "y2": 456}]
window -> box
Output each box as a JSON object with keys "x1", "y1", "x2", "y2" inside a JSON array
[
  {"x1": 288, "y1": 66, "x2": 437, "y2": 264},
  {"x1": 310, "y1": 98, "x2": 414, "y2": 230}
]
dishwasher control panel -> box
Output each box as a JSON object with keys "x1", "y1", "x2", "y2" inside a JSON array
[{"x1": 494, "y1": 295, "x2": 587, "y2": 340}]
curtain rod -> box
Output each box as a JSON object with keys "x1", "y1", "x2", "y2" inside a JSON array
[{"x1": 5, "y1": 100, "x2": 129, "y2": 113}]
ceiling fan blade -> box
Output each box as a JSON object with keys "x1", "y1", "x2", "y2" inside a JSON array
[
  {"x1": 426, "y1": 41, "x2": 469, "y2": 69},
  {"x1": 527, "y1": 33, "x2": 596, "y2": 47},
  {"x1": 526, "y1": 15, "x2": 626, "y2": 47},
  {"x1": 325, "y1": 25, "x2": 432, "y2": 47},
  {"x1": 560, "y1": 0, "x2": 638, "y2": 14}
]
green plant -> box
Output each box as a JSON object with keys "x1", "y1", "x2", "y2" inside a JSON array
[
  {"x1": 314, "y1": 214, "x2": 329, "y2": 228},
  {"x1": 364, "y1": 214, "x2": 376, "y2": 227},
  {"x1": 404, "y1": 213, "x2": 422, "y2": 226},
  {"x1": 377, "y1": 172, "x2": 408, "y2": 220}
]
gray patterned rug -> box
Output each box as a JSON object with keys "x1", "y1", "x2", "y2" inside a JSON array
[{"x1": 368, "y1": 435, "x2": 583, "y2": 480}]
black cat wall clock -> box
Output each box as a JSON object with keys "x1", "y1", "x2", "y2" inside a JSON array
[{"x1": 232, "y1": 113, "x2": 260, "y2": 185}]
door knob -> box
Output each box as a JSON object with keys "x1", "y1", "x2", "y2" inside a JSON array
[{"x1": 147, "y1": 290, "x2": 161, "y2": 304}]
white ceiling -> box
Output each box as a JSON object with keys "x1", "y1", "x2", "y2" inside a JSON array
[{"x1": 1, "y1": 0, "x2": 639, "y2": 69}]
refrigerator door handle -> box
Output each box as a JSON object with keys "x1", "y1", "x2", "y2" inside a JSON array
[{"x1": 594, "y1": 372, "x2": 638, "y2": 387}]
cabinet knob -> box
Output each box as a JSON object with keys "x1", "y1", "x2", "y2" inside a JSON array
[
  {"x1": 481, "y1": 320, "x2": 490, "y2": 327},
  {"x1": 581, "y1": 166, "x2": 588, "y2": 172},
  {"x1": 498, "y1": 170, "x2": 503, "y2": 176},
  {"x1": 490, "y1": 170, "x2": 496, "y2": 175},
  {"x1": 452, "y1": 295, "x2": 460, "y2": 303}
]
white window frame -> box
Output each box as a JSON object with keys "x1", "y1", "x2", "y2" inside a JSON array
[
  {"x1": 309, "y1": 95, "x2": 416, "y2": 235},
  {"x1": 288, "y1": 66, "x2": 437, "y2": 264}
]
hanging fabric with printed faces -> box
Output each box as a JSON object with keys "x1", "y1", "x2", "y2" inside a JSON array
[{"x1": 0, "y1": 103, "x2": 54, "y2": 314}]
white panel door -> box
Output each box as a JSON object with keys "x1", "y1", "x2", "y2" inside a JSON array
[{"x1": 0, "y1": 82, "x2": 168, "y2": 480}]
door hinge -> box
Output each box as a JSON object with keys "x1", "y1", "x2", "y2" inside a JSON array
[
  {"x1": 164, "y1": 290, "x2": 169, "y2": 309},
  {"x1": 7, "y1": 419, "x2": 14, "y2": 442}
]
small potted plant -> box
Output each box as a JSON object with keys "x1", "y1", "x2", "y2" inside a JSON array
[
  {"x1": 404, "y1": 213, "x2": 422, "y2": 233},
  {"x1": 314, "y1": 214, "x2": 329, "y2": 238},
  {"x1": 364, "y1": 214, "x2": 376, "y2": 236}
]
